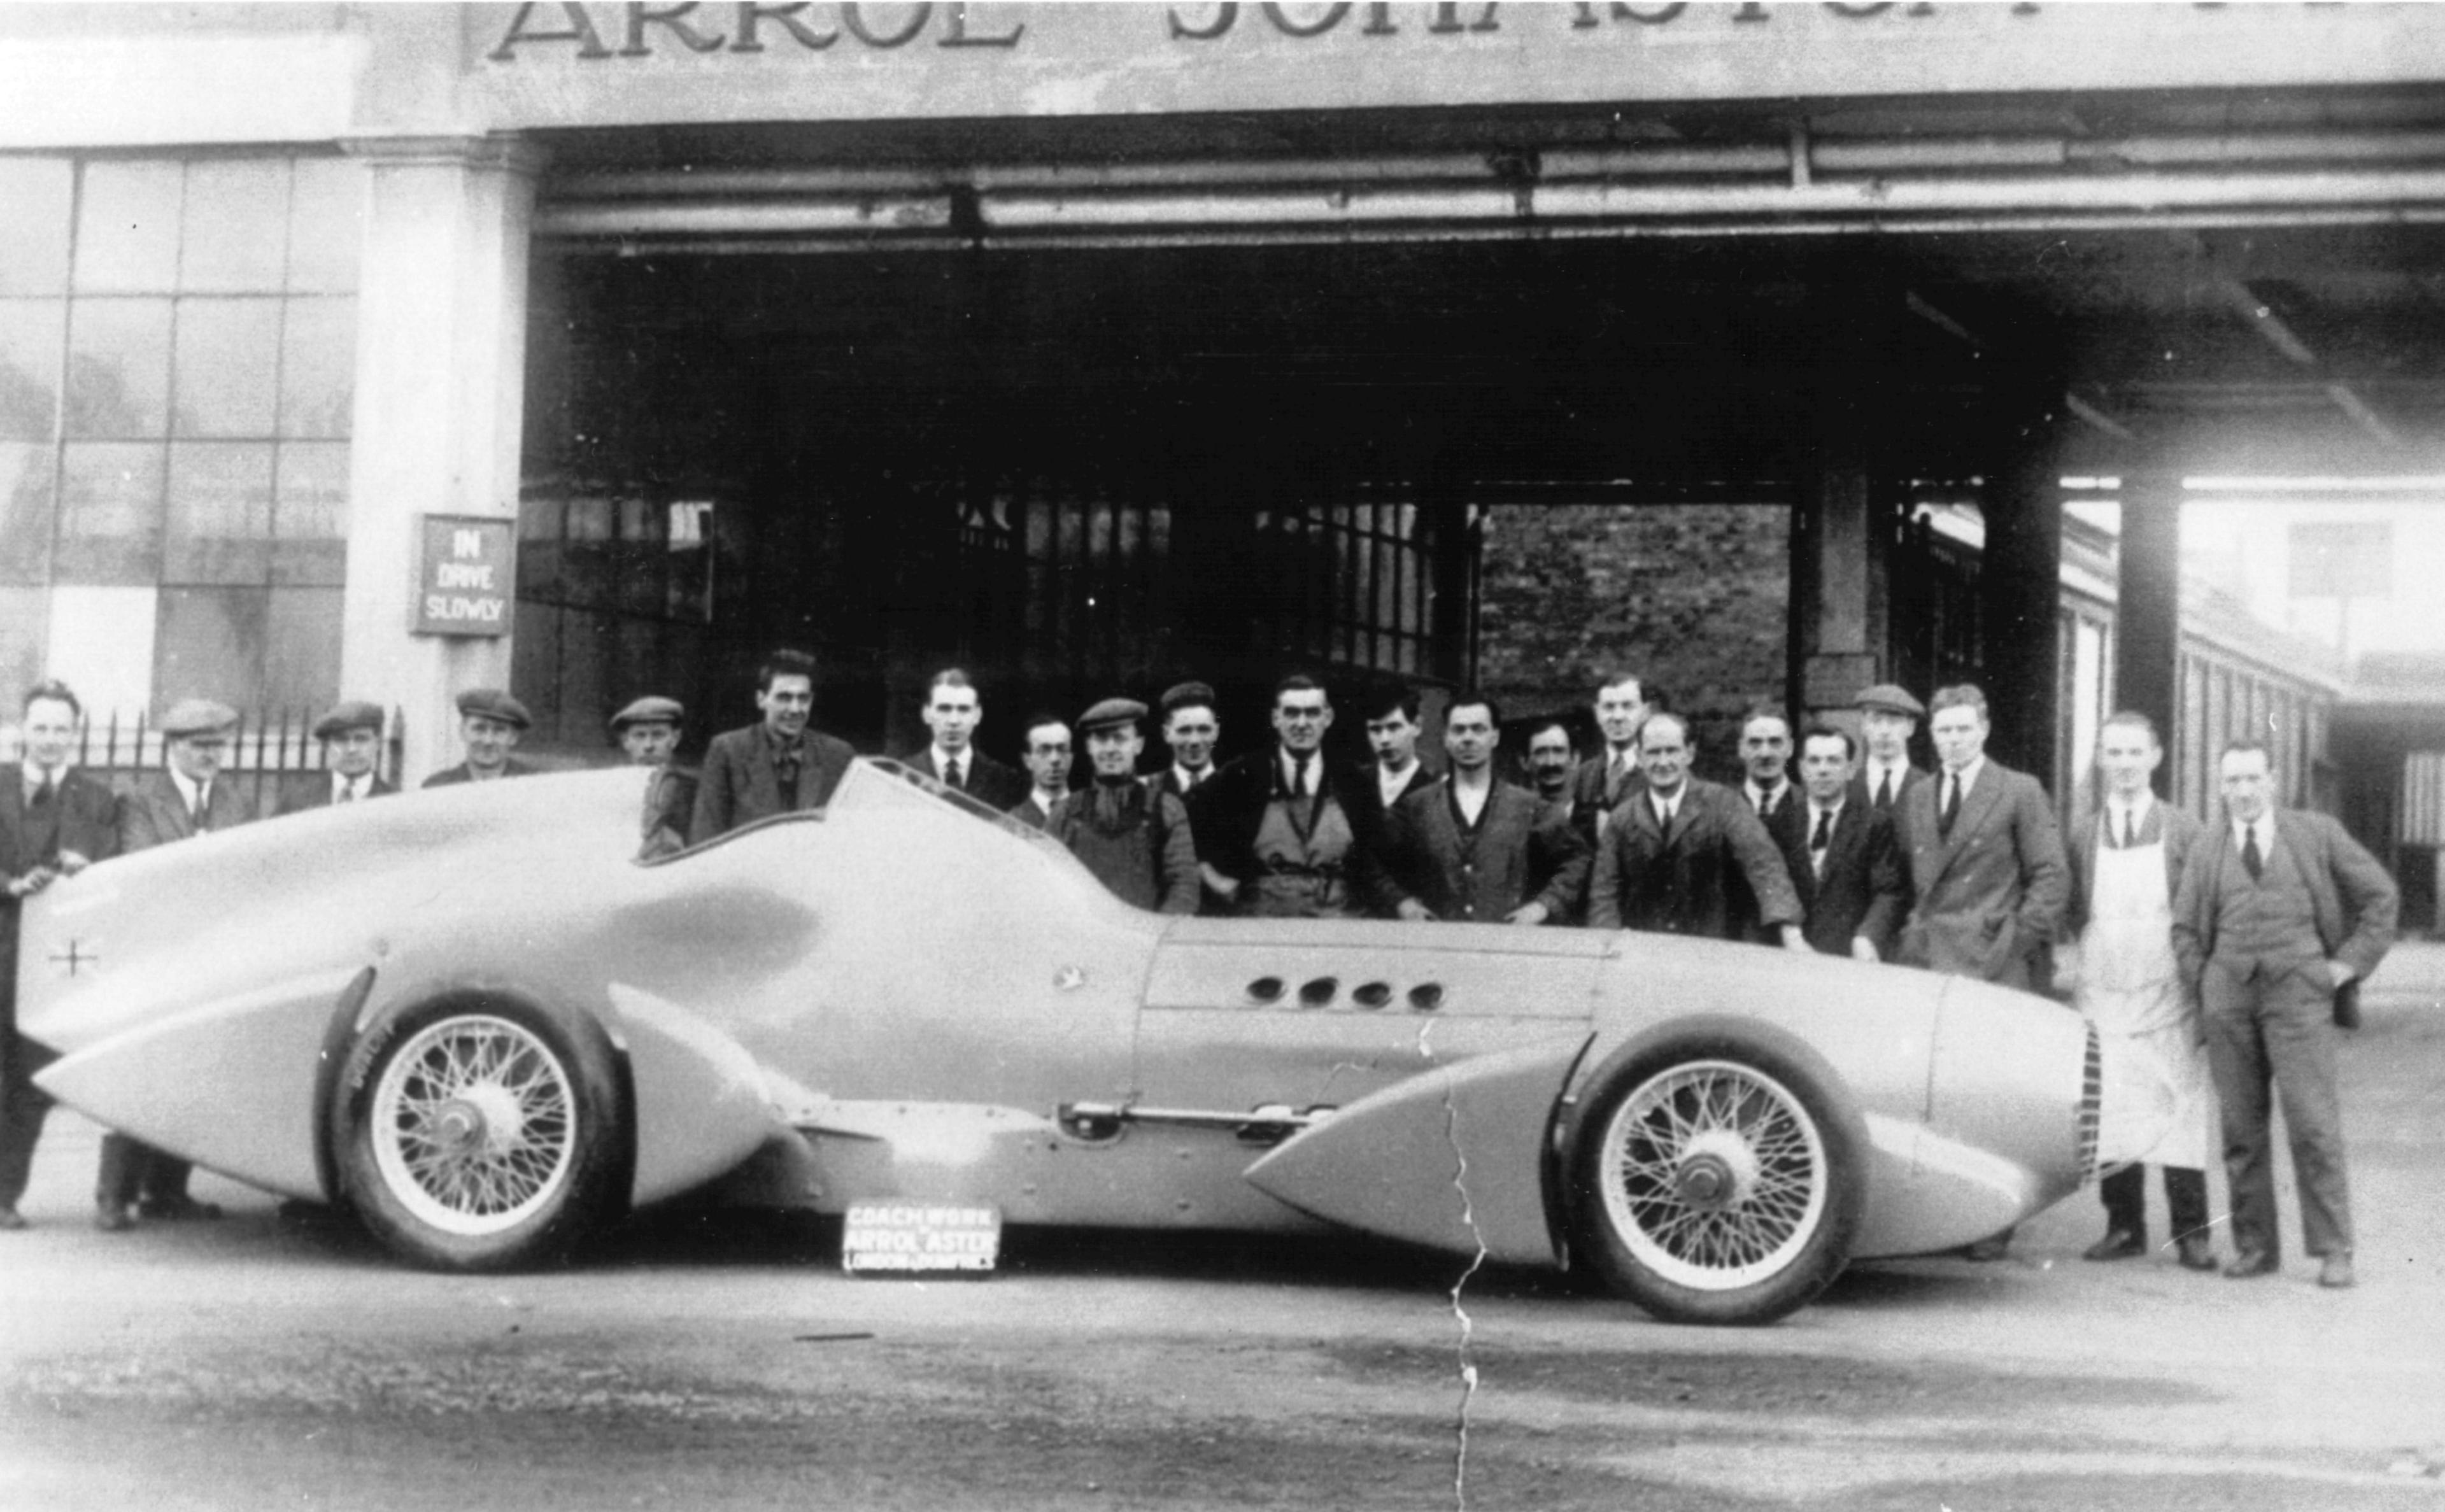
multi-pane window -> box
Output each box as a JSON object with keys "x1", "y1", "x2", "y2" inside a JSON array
[{"x1": 0, "y1": 154, "x2": 362, "y2": 719}]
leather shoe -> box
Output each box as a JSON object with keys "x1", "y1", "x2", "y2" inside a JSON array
[
  {"x1": 2223, "y1": 1250, "x2": 2278, "y2": 1278},
  {"x1": 2175, "y1": 1236, "x2": 2218, "y2": 1272},
  {"x1": 138, "y1": 1195, "x2": 223, "y2": 1222},
  {"x1": 0, "y1": 1206, "x2": 25, "y2": 1231},
  {"x1": 2318, "y1": 1254, "x2": 2356, "y2": 1289},
  {"x1": 94, "y1": 1203, "x2": 134, "y2": 1233},
  {"x1": 2082, "y1": 1229, "x2": 2144, "y2": 1261}
]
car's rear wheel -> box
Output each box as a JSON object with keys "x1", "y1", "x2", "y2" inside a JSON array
[
  {"x1": 336, "y1": 997, "x2": 627, "y2": 1271},
  {"x1": 1566, "y1": 1031, "x2": 1863, "y2": 1325}
]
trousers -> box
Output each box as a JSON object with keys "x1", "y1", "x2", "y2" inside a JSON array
[{"x1": 2201, "y1": 957, "x2": 2351, "y2": 1261}]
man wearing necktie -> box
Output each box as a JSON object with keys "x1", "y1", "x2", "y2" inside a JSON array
[
  {"x1": 1188, "y1": 674, "x2": 1363, "y2": 918},
  {"x1": 901, "y1": 669, "x2": 1026, "y2": 813},
  {"x1": 1783, "y1": 724, "x2": 1906, "y2": 961},
  {"x1": 2060, "y1": 712, "x2": 2215, "y2": 1273},
  {"x1": 1586, "y1": 711, "x2": 1804, "y2": 946},
  {"x1": 1564, "y1": 672, "x2": 1651, "y2": 851},
  {"x1": 1007, "y1": 714, "x2": 1074, "y2": 831},
  {"x1": 0, "y1": 681, "x2": 120, "y2": 1230},
  {"x1": 1852, "y1": 682, "x2": 1931, "y2": 819},
  {"x1": 2171, "y1": 740, "x2": 2396, "y2": 1290},
  {"x1": 101, "y1": 698, "x2": 257, "y2": 1229},
  {"x1": 692, "y1": 649, "x2": 857, "y2": 843},
  {"x1": 277, "y1": 700, "x2": 397, "y2": 814},
  {"x1": 1729, "y1": 706, "x2": 1808, "y2": 944}
]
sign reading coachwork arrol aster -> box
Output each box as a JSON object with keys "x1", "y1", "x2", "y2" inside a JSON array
[
  {"x1": 467, "y1": 3, "x2": 2444, "y2": 128},
  {"x1": 414, "y1": 516, "x2": 515, "y2": 637}
]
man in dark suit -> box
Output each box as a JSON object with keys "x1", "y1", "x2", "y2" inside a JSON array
[
  {"x1": 1187, "y1": 674, "x2": 1365, "y2": 918},
  {"x1": 278, "y1": 700, "x2": 395, "y2": 814},
  {"x1": 1366, "y1": 694, "x2": 1587, "y2": 926},
  {"x1": 1156, "y1": 681, "x2": 1222, "y2": 800},
  {"x1": 1788, "y1": 724, "x2": 1906, "y2": 961},
  {"x1": 1564, "y1": 671, "x2": 1648, "y2": 848},
  {"x1": 691, "y1": 649, "x2": 858, "y2": 844},
  {"x1": 2172, "y1": 740, "x2": 2397, "y2": 1290},
  {"x1": 1008, "y1": 714, "x2": 1072, "y2": 831},
  {"x1": 611, "y1": 696, "x2": 695, "y2": 860},
  {"x1": 1342, "y1": 684, "x2": 1437, "y2": 872},
  {"x1": 2063, "y1": 711, "x2": 2215, "y2": 1273},
  {"x1": 1728, "y1": 705, "x2": 1807, "y2": 943},
  {"x1": 101, "y1": 698, "x2": 258, "y2": 1229},
  {"x1": 1897, "y1": 683, "x2": 2069, "y2": 993},
  {"x1": 1853, "y1": 682, "x2": 1930, "y2": 817},
  {"x1": 422, "y1": 688, "x2": 538, "y2": 786},
  {"x1": 1587, "y1": 711, "x2": 1804, "y2": 948},
  {"x1": 899, "y1": 669, "x2": 1026, "y2": 812},
  {"x1": 0, "y1": 681, "x2": 119, "y2": 1229}
]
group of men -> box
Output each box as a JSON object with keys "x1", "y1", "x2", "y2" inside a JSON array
[{"x1": 0, "y1": 651, "x2": 2402, "y2": 1288}]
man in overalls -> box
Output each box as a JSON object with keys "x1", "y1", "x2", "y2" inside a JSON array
[{"x1": 1188, "y1": 675, "x2": 1365, "y2": 918}]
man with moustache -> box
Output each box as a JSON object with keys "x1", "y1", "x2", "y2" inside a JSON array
[
  {"x1": 1587, "y1": 710, "x2": 1804, "y2": 949},
  {"x1": 277, "y1": 700, "x2": 393, "y2": 813},
  {"x1": 1190, "y1": 675, "x2": 1364, "y2": 918},
  {"x1": 611, "y1": 696, "x2": 695, "y2": 861},
  {"x1": 1522, "y1": 719, "x2": 1577, "y2": 807},
  {"x1": 0, "y1": 681, "x2": 119, "y2": 1229},
  {"x1": 422, "y1": 688, "x2": 537, "y2": 786},
  {"x1": 1049, "y1": 698, "x2": 1199, "y2": 914},
  {"x1": 900, "y1": 669, "x2": 1026, "y2": 812},
  {"x1": 1787, "y1": 724, "x2": 1907, "y2": 962},
  {"x1": 1009, "y1": 714, "x2": 1074, "y2": 831},
  {"x1": 1367, "y1": 694, "x2": 1586, "y2": 926},
  {"x1": 693, "y1": 649, "x2": 857, "y2": 842}
]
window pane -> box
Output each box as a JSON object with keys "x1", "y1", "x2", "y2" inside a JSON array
[
  {"x1": 55, "y1": 442, "x2": 165, "y2": 584},
  {"x1": 0, "y1": 443, "x2": 59, "y2": 584},
  {"x1": 64, "y1": 298, "x2": 172, "y2": 439},
  {"x1": 273, "y1": 441, "x2": 350, "y2": 586},
  {"x1": 172, "y1": 298, "x2": 281, "y2": 436},
  {"x1": 0, "y1": 298, "x2": 64, "y2": 441},
  {"x1": 180, "y1": 160, "x2": 292, "y2": 293},
  {"x1": 0, "y1": 587, "x2": 48, "y2": 702},
  {"x1": 286, "y1": 159, "x2": 364, "y2": 294},
  {"x1": 46, "y1": 584, "x2": 157, "y2": 721},
  {"x1": 0, "y1": 160, "x2": 73, "y2": 297},
  {"x1": 166, "y1": 442, "x2": 275, "y2": 585},
  {"x1": 264, "y1": 585, "x2": 342, "y2": 711},
  {"x1": 74, "y1": 162, "x2": 184, "y2": 295},
  {"x1": 153, "y1": 584, "x2": 268, "y2": 714},
  {"x1": 278, "y1": 296, "x2": 354, "y2": 438}
]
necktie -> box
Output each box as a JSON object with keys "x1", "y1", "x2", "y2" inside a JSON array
[
  {"x1": 2123, "y1": 810, "x2": 2137, "y2": 849},
  {"x1": 1290, "y1": 760, "x2": 1307, "y2": 800},
  {"x1": 191, "y1": 784, "x2": 209, "y2": 831},
  {"x1": 1607, "y1": 754, "x2": 1627, "y2": 804},
  {"x1": 2242, "y1": 826, "x2": 2263, "y2": 881},
  {"x1": 1875, "y1": 770, "x2": 1895, "y2": 810},
  {"x1": 1811, "y1": 808, "x2": 1832, "y2": 851},
  {"x1": 1754, "y1": 788, "x2": 1768, "y2": 816},
  {"x1": 1938, "y1": 774, "x2": 1959, "y2": 840},
  {"x1": 944, "y1": 758, "x2": 965, "y2": 792},
  {"x1": 29, "y1": 774, "x2": 53, "y2": 812}
]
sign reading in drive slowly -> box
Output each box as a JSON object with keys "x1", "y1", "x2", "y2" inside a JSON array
[
  {"x1": 841, "y1": 1203, "x2": 1003, "y2": 1275},
  {"x1": 415, "y1": 515, "x2": 514, "y2": 637}
]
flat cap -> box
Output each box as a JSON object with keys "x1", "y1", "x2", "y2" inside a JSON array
[
  {"x1": 1077, "y1": 696, "x2": 1148, "y2": 733},
  {"x1": 159, "y1": 698, "x2": 238, "y2": 738},
  {"x1": 1853, "y1": 682, "x2": 1926, "y2": 719},
  {"x1": 455, "y1": 687, "x2": 532, "y2": 730},
  {"x1": 609, "y1": 695, "x2": 684, "y2": 731},
  {"x1": 312, "y1": 700, "x2": 385, "y2": 740},
  {"x1": 1159, "y1": 680, "x2": 1217, "y2": 713}
]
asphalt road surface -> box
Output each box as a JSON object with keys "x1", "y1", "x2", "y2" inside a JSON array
[{"x1": 5, "y1": 949, "x2": 2444, "y2": 1512}]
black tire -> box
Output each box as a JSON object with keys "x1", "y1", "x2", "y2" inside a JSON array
[
  {"x1": 1564, "y1": 1026, "x2": 1866, "y2": 1325},
  {"x1": 335, "y1": 994, "x2": 629, "y2": 1271}
]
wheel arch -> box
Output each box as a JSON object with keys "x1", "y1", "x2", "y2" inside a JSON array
[{"x1": 1559, "y1": 1014, "x2": 1870, "y2": 1164}]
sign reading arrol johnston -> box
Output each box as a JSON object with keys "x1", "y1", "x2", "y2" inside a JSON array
[{"x1": 415, "y1": 516, "x2": 515, "y2": 637}]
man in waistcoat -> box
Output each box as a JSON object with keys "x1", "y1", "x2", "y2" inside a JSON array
[
  {"x1": 2171, "y1": 740, "x2": 2396, "y2": 1289},
  {"x1": 0, "y1": 681, "x2": 119, "y2": 1229},
  {"x1": 2064, "y1": 712, "x2": 2215, "y2": 1273},
  {"x1": 1366, "y1": 694, "x2": 1586, "y2": 926},
  {"x1": 692, "y1": 649, "x2": 857, "y2": 843},
  {"x1": 1049, "y1": 698, "x2": 1198, "y2": 915},
  {"x1": 1188, "y1": 675, "x2": 1364, "y2": 918}
]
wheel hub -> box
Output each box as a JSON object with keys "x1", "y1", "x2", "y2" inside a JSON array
[
  {"x1": 1675, "y1": 1152, "x2": 1736, "y2": 1208},
  {"x1": 432, "y1": 1083, "x2": 525, "y2": 1159}
]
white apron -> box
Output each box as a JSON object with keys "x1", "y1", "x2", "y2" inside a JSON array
[{"x1": 2077, "y1": 833, "x2": 2213, "y2": 1171}]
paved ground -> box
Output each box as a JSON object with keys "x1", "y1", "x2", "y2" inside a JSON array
[{"x1": 4, "y1": 948, "x2": 2444, "y2": 1511}]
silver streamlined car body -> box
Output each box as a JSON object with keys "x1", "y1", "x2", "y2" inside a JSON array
[{"x1": 18, "y1": 761, "x2": 2162, "y2": 1324}]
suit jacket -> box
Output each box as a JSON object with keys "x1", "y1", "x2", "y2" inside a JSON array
[
  {"x1": 1007, "y1": 793, "x2": 1063, "y2": 831},
  {"x1": 641, "y1": 767, "x2": 699, "y2": 860},
  {"x1": 2063, "y1": 796, "x2": 2198, "y2": 938},
  {"x1": 1366, "y1": 779, "x2": 1589, "y2": 924},
  {"x1": 1587, "y1": 778, "x2": 1801, "y2": 940},
  {"x1": 1897, "y1": 760, "x2": 2070, "y2": 988},
  {"x1": 1853, "y1": 763, "x2": 1929, "y2": 817},
  {"x1": 423, "y1": 758, "x2": 539, "y2": 788},
  {"x1": 1186, "y1": 747, "x2": 1367, "y2": 894},
  {"x1": 1787, "y1": 800, "x2": 1907, "y2": 957},
  {"x1": 901, "y1": 747, "x2": 1029, "y2": 812},
  {"x1": 2170, "y1": 807, "x2": 2397, "y2": 994},
  {"x1": 120, "y1": 771, "x2": 257, "y2": 851},
  {"x1": 276, "y1": 774, "x2": 399, "y2": 816},
  {"x1": 1340, "y1": 760, "x2": 1438, "y2": 864},
  {"x1": 691, "y1": 724, "x2": 858, "y2": 843},
  {"x1": 1566, "y1": 749, "x2": 1645, "y2": 849},
  {"x1": 1727, "y1": 782, "x2": 1806, "y2": 943}
]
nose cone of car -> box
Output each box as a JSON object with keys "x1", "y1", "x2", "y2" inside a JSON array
[{"x1": 1924, "y1": 977, "x2": 2101, "y2": 1213}]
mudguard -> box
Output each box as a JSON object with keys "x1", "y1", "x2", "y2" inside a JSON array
[
  {"x1": 1242, "y1": 1033, "x2": 1591, "y2": 1266},
  {"x1": 603, "y1": 984, "x2": 791, "y2": 1206}
]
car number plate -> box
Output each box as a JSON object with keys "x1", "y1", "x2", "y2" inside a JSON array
[{"x1": 840, "y1": 1203, "x2": 1003, "y2": 1276}]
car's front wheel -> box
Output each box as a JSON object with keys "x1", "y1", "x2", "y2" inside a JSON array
[
  {"x1": 336, "y1": 996, "x2": 628, "y2": 1271},
  {"x1": 1566, "y1": 1030, "x2": 1864, "y2": 1325}
]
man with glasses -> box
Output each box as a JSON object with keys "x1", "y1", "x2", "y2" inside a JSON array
[{"x1": 1009, "y1": 714, "x2": 1074, "y2": 831}]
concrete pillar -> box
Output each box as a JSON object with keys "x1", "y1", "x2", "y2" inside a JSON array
[
  {"x1": 337, "y1": 136, "x2": 542, "y2": 784},
  {"x1": 1978, "y1": 380, "x2": 2067, "y2": 786},
  {"x1": 2114, "y1": 472, "x2": 2182, "y2": 756},
  {"x1": 1790, "y1": 288, "x2": 1897, "y2": 726}
]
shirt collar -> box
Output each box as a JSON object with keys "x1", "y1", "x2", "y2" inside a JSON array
[
  {"x1": 1745, "y1": 778, "x2": 1786, "y2": 807},
  {"x1": 1172, "y1": 762, "x2": 1208, "y2": 788},
  {"x1": 932, "y1": 745, "x2": 965, "y2": 776},
  {"x1": 22, "y1": 761, "x2": 67, "y2": 798},
  {"x1": 1941, "y1": 755, "x2": 1985, "y2": 792},
  {"x1": 1650, "y1": 784, "x2": 1682, "y2": 821},
  {"x1": 2107, "y1": 790, "x2": 2155, "y2": 824},
  {"x1": 333, "y1": 771, "x2": 369, "y2": 800},
  {"x1": 1810, "y1": 791, "x2": 1846, "y2": 821},
  {"x1": 1279, "y1": 749, "x2": 1319, "y2": 786},
  {"x1": 167, "y1": 766, "x2": 207, "y2": 809}
]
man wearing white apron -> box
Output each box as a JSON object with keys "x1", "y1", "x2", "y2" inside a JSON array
[{"x1": 2063, "y1": 711, "x2": 2217, "y2": 1272}]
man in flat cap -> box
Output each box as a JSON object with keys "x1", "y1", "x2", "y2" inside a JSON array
[
  {"x1": 612, "y1": 696, "x2": 695, "y2": 861},
  {"x1": 279, "y1": 701, "x2": 393, "y2": 814},
  {"x1": 1049, "y1": 698, "x2": 1200, "y2": 915},
  {"x1": 1, "y1": 679, "x2": 119, "y2": 1230},
  {"x1": 423, "y1": 688, "x2": 537, "y2": 787},
  {"x1": 693, "y1": 649, "x2": 857, "y2": 844},
  {"x1": 898, "y1": 668, "x2": 1027, "y2": 812},
  {"x1": 100, "y1": 697, "x2": 255, "y2": 1229},
  {"x1": 1853, "y1": 682, "x2": 1930, "y2": 817}
]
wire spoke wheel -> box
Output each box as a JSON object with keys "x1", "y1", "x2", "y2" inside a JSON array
[
  {"x1": 369, "y1": 1014, "x2": 579, "y2": 1238},
  {"x1": 1595, "y1": 1058, "x2": 1832, "y2": 1294}
]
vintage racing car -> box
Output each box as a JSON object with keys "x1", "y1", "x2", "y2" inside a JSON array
[{"x1": 17, "y1": 761, "x2": 2164, "y2": 1324}]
